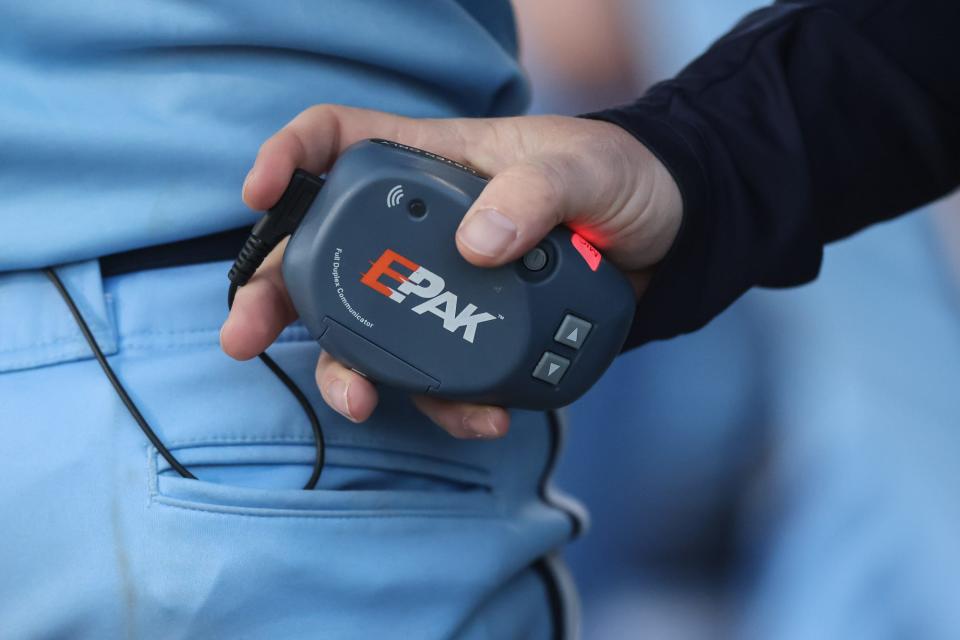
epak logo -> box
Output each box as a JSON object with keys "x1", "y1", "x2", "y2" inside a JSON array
[{"x1": 360, "y1": 249, "x2": 498, "y2": 343}]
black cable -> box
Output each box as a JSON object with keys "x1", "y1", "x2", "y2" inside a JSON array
[
  {"x1": 44, "y1": 171, "x2": 327, "y2": 489},
  {"x1": 228, "y1": 282, "x2": 324, "y2": 490},
  {"x1": 45, "y1": 269, "x2": 325, "y2": 490},
  {"x1": 43, "y1": 267, "x2": 197, "y2": 480}
]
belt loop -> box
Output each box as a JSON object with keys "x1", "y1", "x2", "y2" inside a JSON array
[{"x1": 0, "y1": 260, "x2": 117, "y2": 374}]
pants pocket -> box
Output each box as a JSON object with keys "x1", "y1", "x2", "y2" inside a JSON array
[{"x1": 150, "y1": 440, "x2": 496, "y2": 517}]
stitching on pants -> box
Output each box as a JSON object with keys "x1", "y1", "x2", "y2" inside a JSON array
[
  {"x1": 150, "y1": 499, "x2": 498, "y2": 520},
  {"x1": 155, "y1": 436, "x2": 492, "y2": 478},
  {"x1": 0, "y1": 344, "x2": 111, "y2": 371},
  {"x1": 146, "y1": 448, "x2": 497, "y2": 520},
  {"x1": 0, "y1": 332, "x2": 112, "y2": 355}
]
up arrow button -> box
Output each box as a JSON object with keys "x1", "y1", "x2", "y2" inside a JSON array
[{"x1": 554, "y1": 314, "x2": 592, "y2": 350}]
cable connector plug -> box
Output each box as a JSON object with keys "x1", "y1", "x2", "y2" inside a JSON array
[{"x1": 228, "y1": 169, "x2": 325, "y2": 287}]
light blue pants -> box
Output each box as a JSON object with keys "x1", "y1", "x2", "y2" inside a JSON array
[{"x1": 0, "y1": 259, "x2": 579, "y2": 638}]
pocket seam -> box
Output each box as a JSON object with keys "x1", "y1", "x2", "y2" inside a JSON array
[
  {"x1": 147, "y1": 446, "x2": 499, "y2": 519},
  {"x1": 149, "y1": 496, "x2": 499, "y2": 520},
  {"x1": 158, "y1": 436, "x2": 491, "y2": 477}
]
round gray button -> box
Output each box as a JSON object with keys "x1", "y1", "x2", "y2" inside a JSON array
[{"x1": 522, "y1": 247, "x2": 548, "y2": 271}]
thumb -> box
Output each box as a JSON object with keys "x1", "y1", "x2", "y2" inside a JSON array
[{"x1": 455, "y1": 155, "x2": 602, "y2": 267}]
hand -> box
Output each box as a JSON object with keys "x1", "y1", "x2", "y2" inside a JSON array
[{"x1": 220, "y1": 105, "x2": 682, "y2": 439}]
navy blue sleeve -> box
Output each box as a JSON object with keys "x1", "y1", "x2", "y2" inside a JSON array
[{"x1": 584, "y1": 0, "x2": 960, "y2": 348}]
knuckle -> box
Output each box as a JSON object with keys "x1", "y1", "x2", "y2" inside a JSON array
[
  {"x1": 513, "y1": 161, "x2": 566, "y2": 226},
  {"x1": 303, "y1": 103, "x2": 340, "y2": 123}
]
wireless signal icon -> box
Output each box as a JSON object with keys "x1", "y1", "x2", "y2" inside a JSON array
[{"x1": 386, "y1": 184, "x2": 405, "y2": 208}]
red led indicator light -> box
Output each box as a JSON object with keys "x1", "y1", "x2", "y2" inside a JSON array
[{"x1": 571, "y1": 233, "x2": 602, "y2": 271}]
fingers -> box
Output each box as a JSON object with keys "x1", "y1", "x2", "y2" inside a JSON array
[
  {"x1": 315, "y1": 351, "x2": 509, "y2": 439},
  {"x1": 245, "y1": 109, "x2": 678, "y2": 274},
  {"x1": 242, "y1": 105, "x2": 502, "y2": 212},
  {"x1": 220, "y1": 239, "x2": 297, "y2": 360},
  {"x1": 412, "y1": 396, "x2": 510, "y2": 440},
  {"x1": 456, "y1": 159, "x2": 572, "y2": 267},
  {"x1": 242, "y1": 107, "x2": 609, "y2": 271},
  {"x1": 454, "y1": 120, "x2": 624, "y2": 268},
  {"x1": 315, "y1": 352, "x2": 379, "y2": 423},
  {"x1": 455, "y1": 118, "x2": 681, "y2": 270},
  {"x1": 242, "y1": 105, "x2": 397, "y2": 210},
  {"x1": 315, "y1": 353, "x2": 509, "y2": 439}
]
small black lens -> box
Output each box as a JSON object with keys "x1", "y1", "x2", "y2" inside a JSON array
[{"x1": 408, "y1": 198, "x2": 427, "y2": 218}]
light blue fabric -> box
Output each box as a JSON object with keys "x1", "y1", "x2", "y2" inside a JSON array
[
  {"x1": 738, "y1": 213, "x2": 960, "y2": 640},
  {"x1": 0, "y1": 4, "x2": 580, "y2": 637},
  {"x1": 0, "y1": 260, "x2": 573, "y2": 638},
  {"x1": 0, "y1": 1, "x2": 528, "y2": 271},
  {"x1": 0, "y1": 261, "x2": 117, "y2": 372}
]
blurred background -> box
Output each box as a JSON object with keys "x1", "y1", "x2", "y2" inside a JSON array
[{"x1": 512, "y1": 1, "x2": 960, "y2": 638}]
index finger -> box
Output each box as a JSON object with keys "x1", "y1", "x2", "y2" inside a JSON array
[{"x1": 243, "y1": 105, "x2": 506, "y2": 212}]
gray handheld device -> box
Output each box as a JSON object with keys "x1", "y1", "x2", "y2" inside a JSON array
[{"x1": 280, "y1": 139, "x2": 635, "y2": 409}]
